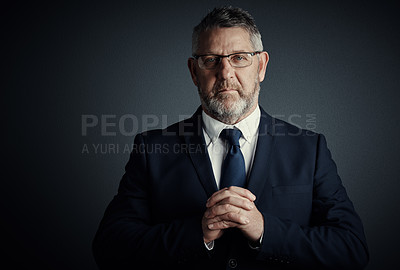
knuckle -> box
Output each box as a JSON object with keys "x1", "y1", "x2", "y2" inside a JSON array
[
  {"x1": 209, "y1": 208, "x2": 215, "y2": 215},
  {"x1": 225, "y1": 196, "x2": 233, "y2": 204},
  {"x1": 241, "y1": 216, "x2": 248, "y2": 223},
  {"x1": 227, "y1": 212, "x2": 236, "y2": 220},
  {"x1": 245, "y1": 201, "x2": 253, "y2": 209}
]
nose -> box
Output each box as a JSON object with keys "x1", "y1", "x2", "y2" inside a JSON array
[{"x1": 217, "y1": 57, "x2": 234, "y2": 80}]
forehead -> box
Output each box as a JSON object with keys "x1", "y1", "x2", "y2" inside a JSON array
[{"x1": 197, "y1": 27, "x2": 253, "y2": 54}]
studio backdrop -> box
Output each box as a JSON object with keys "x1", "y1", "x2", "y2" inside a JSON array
[{"x1": 5, "y1": 0, "x2": 400, "y2": 269}]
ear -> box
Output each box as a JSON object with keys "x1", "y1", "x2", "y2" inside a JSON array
[
  {"x1": 257, "y1": 51, "x2": 269, "y2": 83},
  {"x1": 188, "y1": 58, "x2": 198, "y2": 86}
]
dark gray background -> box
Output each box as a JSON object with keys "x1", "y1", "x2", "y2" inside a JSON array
[{"x1": 5, "y1": 0, "x2": 400, "y2": 269}]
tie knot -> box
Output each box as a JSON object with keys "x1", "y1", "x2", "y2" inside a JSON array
[{"x1": 220, "y1": 129, "x2": 242, "y2": 146}]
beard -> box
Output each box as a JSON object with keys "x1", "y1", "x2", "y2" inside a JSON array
[{"x1": 198, "y1": 79, "x2": 260, "y2": 124}]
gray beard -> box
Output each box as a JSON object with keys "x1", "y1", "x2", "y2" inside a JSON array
[{"x1": 198, "y1": 80, "x2": 260, "y2": 125}]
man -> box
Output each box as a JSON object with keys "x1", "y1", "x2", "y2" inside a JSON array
[{"x1": 93, "y1": 7, "x2": 369, "y2": 269}]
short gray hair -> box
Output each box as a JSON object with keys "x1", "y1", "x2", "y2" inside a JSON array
[{"x1": 192, "y1": 6, "x2": 263, "y2": 55}]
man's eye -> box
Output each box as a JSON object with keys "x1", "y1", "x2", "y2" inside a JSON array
[
  {"x1": 204, "y1": 57, "x2": 217, "y2": 63},
  {"x1": 232, "y1": 55, "x2": 246, "y2": 61}
]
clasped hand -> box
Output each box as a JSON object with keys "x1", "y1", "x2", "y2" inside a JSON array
[{"x1": 202, "y1": 186, "x2": 264, "y2": 244}]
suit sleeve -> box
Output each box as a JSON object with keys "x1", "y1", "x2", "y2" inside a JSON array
[
  {"x1": 257, "y1": 134, "x2": 369, "y2": 269},
  {"x1": 92, "y1": 134, "x2": 207, "y2": 269}
]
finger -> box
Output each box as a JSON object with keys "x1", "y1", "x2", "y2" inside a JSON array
[
  {"x1": 206, "y1": 192, "x2": 244, "y2": 208},
  {"x1": 208, "y1": 220, "x2": 241, "y2": 230},
  {"x1": 215, "y1": 196, "x2": 255, "y2": 211},
  {"x1": 207, "y1": 187, "x2": 256, "y2": 207},
  {"x1": 226, "y1": 186, "x2": 256, "y2": 201},
  {"x1": 206, "y1": 212, "x2": 250, "y2": 226},
  {"x1": 208, "y1": 220, "x2": 231, "y2": 230},
  {"x1": 206, "y1": 203, "x2": 242, "y2": 218},
  {"x1": 210, "y1": 186, "x2": 255, "y2": 200}
]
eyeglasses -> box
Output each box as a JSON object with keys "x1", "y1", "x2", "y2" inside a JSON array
[{"x1": 193, "y1": 51, "x2": 261, "y2": 70}]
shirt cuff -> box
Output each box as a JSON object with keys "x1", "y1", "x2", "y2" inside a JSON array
[
  {"x1": 204, "y1": 240, "x2": 215, "y2": 250},
  {"x1": 248, "y1": 231, "x2": 264, "y2": 250}
]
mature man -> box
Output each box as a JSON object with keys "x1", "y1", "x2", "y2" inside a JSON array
[{"x1": 93, "y1": 7, "x2": 369, "y2": 269}]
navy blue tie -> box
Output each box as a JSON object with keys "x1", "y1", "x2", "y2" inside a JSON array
[{"x1": 219, "y1": 129, "x2": 246, "y2": 189}]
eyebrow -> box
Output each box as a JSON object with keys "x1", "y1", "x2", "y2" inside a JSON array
[{"x1": 195, "y1": 50, "x2": 252, "y2": 55}]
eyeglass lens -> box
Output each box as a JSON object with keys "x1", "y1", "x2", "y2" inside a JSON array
[{"x1": 199, "y1": 53, "x2": 253, "y2": 69}]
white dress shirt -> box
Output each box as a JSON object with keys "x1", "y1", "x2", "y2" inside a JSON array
[{"x1": 202, "y1": 106, "x2": 261, "y2": 189}]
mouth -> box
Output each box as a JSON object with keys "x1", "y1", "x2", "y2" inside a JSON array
[{"x1": 218, "y1": 88, "x2": 238, "y2": 93}]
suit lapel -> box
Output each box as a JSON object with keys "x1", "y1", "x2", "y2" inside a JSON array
[
  {"x1": 182, "y1": 106, "x2": 275, "y2": 198},
  {"x1": 183, "y1": 107, "x2": 218, "y2": 197},
  {"x1": 247, "y1": 107, "x2": 275, "y2": 199}
]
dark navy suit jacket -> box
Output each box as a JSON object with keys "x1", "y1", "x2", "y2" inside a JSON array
[{"x1": 93, "y1": 106, "x2": 369, "y2": 269}]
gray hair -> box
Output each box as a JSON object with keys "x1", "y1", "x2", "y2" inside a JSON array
[{"x1": 192, "y1": 6, "x2": 263, "y2": 55}]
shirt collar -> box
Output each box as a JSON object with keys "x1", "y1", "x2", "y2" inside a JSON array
[{"x1": 202, "y1": 106, "x2": 261, "y2": 144}]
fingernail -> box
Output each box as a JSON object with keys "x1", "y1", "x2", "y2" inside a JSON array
[{"x1": 208, "y1": 224, "x2": 214, "y2": 229}]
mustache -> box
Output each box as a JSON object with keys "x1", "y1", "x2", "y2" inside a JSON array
[{"x1": 212, "y1": 81, "x2": 242, "y2": 93}]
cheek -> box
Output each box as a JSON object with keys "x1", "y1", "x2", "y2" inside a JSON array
[
  {"x1": 198, "y1": 73, "x2": 216, "y2": 90},
  {"x1": 243, "y1": 67, "x2": 260, "y2": 85},
  {"x1": 236, "y1": 71, "x2": 258, "y2": 90}
]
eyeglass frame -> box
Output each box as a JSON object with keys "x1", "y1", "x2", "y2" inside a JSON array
[{"x1": 192, "y1": 51, "x2": 262, "y2": 70}]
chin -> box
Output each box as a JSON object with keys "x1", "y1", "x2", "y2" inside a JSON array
[
  {"x1": 200, "y1": 88, "x2": 255, "y2": 123},
  {"x1": 221, "y1": 100, "x2": 249, "y2": 120},
  {"x1": 217, "y1": 92, "x2": 240, "y2": 104},
  {"x1": 221, "y1": 98, "x2": 239, "y2": 110}
]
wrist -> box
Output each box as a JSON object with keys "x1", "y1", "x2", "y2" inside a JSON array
[{"x1": 203, "y1": 237, "x2": 213, "y2": 244}]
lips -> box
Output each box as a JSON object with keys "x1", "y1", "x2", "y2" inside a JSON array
[
  {"x1": 213, "y1": 81, "x2": 242, "y2": 94},
  {"x1": 218, "y1": 88, "x2": 237, "y2": 93}
]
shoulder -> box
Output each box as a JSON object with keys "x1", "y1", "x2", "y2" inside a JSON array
[
  {"x1": 258, "y1": 108, "x2": 328, "y2": 160},
  {"x1": 135, "y1": 110, "x2": 202, "y2": 144},
  {"x1": 259, "y1": 107, "x2": 319, "y2": 139},
  {"x1": 271, "y1": 117, "x2": 317, "y2": 138}
]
